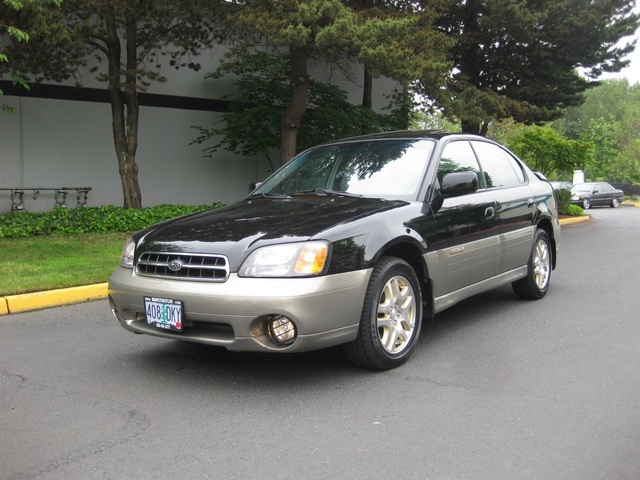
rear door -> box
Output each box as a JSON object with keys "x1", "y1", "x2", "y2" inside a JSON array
[{"x1": 596, "y1": 183, "x2": 615, "y2": 206}]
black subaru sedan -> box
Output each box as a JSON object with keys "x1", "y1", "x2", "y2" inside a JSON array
[{"x1": 109, "y1": 131, "x2": 560, "y2": 369}]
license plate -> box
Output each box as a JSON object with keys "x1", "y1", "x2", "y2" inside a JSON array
[{"x1": 144, "y1": 297, "x2": 183, "y2": 332}]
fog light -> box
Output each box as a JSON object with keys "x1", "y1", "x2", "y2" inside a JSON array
[{"x1": 267, "y1": 315, "x2": 297, "y2": 346}]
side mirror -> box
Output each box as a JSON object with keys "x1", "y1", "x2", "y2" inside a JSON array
[{"x1": 440, "y1": 172, "x2": 479, "y2": 197}]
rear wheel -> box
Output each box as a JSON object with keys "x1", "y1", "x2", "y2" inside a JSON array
[
  {"x1": 512, "y1": 229, "x2": 552, "y2": 300},
  {"x1": 582, "y1": 197, "x2": 591, "y2": 209},
  {"x1": 344, "y1": 257, "x2": 422, "y2": 370},
  {"x1": 611, "y1": 197, "x2": 619, "y2": 208}
]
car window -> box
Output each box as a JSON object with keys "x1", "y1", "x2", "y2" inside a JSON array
[
  {"x1": 437, "y1": 141, "x2": 485, "y2": 189},
  {"x1": 571, "y1": 183, "x2": 595, "y2": 193},
  {"x1": 254, "y1": 139, "x2": 435, "y2": 200},
  {"x1": 471, "y1": 141, "x2": 525, "y2": 188},
  {"x1": 601, "y1": 183, "x2": 612, "y2": 192}
]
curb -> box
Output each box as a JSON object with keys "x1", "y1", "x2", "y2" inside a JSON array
[
  {"x1": 0, "y1": 215, "x2": 595, "y2": 316},
  {"x1": 0, "y1": 283, "x2": 108, "y2": 315},
  {"x1": 559, "y1": 215, "x2": 590, "y2": 226}
]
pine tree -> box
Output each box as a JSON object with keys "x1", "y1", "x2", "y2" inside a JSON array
[{"x1": 422, "y1": 0, "x2": 639, "y2": 134}]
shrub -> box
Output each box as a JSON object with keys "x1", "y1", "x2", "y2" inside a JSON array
[
  {"x1": 0, "y1": 204, "x2": 220, "y2": 238},
  {"x1": 561, "y1": 204, "x2": 585, "y2": 216},
  {"x1": 552, "y1": 188, "x2": 585, "y2": 215},
  {"x1": 553, "y1": 189, "x2": 569, "y2": 213}
]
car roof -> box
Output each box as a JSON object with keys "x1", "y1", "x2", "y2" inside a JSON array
[{"x1": 325, "y1": 130, "x2": 491, "y2": 145}]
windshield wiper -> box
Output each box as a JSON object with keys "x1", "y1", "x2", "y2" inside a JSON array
[
  {"x1": 247, "y1": 192, "x2": 290, "y2": 199},
  {"x1": 289, "y1": 189, "x2": 363, "y2": 198}
]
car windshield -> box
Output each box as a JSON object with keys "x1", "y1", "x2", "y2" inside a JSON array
[
  {"x1": 252, "y1": 139, "x2": 435, "y2": 201},
  {"x1": 571, "y1": 183, "x2": 595, "y2": 193}
]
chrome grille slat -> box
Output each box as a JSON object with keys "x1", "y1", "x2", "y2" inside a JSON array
[{"x1": 136, "y1": 252, "x2": 229, "y2": 282}]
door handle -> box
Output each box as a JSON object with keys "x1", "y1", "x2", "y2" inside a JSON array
[
  {"x1": 485, "y1": 207, "x2": 495, "y2": 219},
  {"x1": 527, "y1": 198, "x2": 535, "y2": 207}
]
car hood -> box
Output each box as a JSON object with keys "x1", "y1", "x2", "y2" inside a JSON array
[{"x1": 135, "y1": 197, "x2": 407, "y2": 267}]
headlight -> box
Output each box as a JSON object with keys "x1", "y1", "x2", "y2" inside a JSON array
[
  {"x1": 238, "y1": 241, "x2": 330, "y2": 277},
  {"x1": 120, "y1": 238, "x2": 136, "y2": 269}
]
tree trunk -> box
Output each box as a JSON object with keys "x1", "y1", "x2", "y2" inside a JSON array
[
  {"x1": 279, "y1": 45, "x2": 309, "y2": 166},
  {"x1": 479, "y1": 120, "x2": 489, "y2": 137},
  {"x1": 362, "y1": 67, "x2": 373, "y2": 110},
  {"x1": 460, "y1": 119, "x2": 489, "y2": 136},
  {"x1": 104, "y1": 10, "x2": 142, "y2": 209},
  {"x1": 460, "y1": 119, "x2": 480, "y2": 134}
]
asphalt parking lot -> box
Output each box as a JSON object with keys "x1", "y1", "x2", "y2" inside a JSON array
[{"x1": 1, "y1": 206, "x2": 639, "y2": 479}]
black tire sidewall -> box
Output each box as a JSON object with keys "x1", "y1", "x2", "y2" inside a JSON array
[
  {"x1": 512, "y1": 228, "x2": 552, "y2": 300},
  {"x1": 532, "y1": 229, "x2": 551, "y2": 295},
  {"x1": 362, "y1": 257, "x2": 423, "y2": 367}
]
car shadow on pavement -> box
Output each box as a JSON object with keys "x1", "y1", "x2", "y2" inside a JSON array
[{"x1": 109, "y1": 285, "x2": 525, "y2": 387}]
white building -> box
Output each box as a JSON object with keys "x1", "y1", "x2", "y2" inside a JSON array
[{"x1": 0, "y1": 48, "x2": 398, "y2": 214}]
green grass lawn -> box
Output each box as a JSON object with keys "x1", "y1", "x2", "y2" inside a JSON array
[{"x1": 0, "y1": 232, "x2": 131, "y2": 296}]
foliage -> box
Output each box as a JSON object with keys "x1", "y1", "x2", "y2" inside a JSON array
[
  {"x1": 224, "y1": 0, "x2": 450, "y2": 164},
  {"x1": 324, "y1": 1, "x2": 452, "y2": 85},
  {"x1": 506, "y1": 126, "x2": 593, "y2": 179},
  {"x1": 0, "y1": 204, "x2": 219, "y2": 238},
  {"x1": 561, "y1": 203, "x2": 585, "y2": 217},
  {"x1": 553, "y1": 80, "x2": 640, "y2": 185},
  {"x1": 553, "y1": 186, "x2": 584, "y2": 216},
  {"x1": 0, "y1": 0, "x2": 62, "y2": 112},
  {"x1": 192, "y1": 50, "x2": 407, "y2": 170},
  {"x1": 421, "y1": 0, "x2": 639, "y2": 134},
  {"x1": 409, "y1": 108, "x2": 460, "y2": 132},
  {"x1": 554, "y1": 188, "x2": 571, "y2": 213}
]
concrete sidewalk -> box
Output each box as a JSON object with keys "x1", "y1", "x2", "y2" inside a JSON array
[{"x1": 0, "y1": 215, "x2": 593, "y2": 315}]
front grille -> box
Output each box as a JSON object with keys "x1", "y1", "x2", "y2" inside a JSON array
[{"x1": 136, "y1": 252, "x2": 229, "y2": 282}]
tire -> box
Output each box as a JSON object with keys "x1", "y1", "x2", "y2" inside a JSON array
[
  {"x1": 512, "y1": 229, "x2": 552, "y2": 300},
  {"x1": 611, "y1": 197, "x2": 619, "y2": 208},
  {"x1": 582, "y1": 197, "x2": 591, "y2": 209},
  {"x1": 344, "y1": 257, "x2": 423, "y2": 370}
]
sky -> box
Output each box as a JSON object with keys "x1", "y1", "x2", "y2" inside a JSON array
[
  {"x1": 601, "y1": 1, "x2": 640, "y2": 85},
  {"x1": 602, "y1": 39, "x2": 640, "y2": 85}
]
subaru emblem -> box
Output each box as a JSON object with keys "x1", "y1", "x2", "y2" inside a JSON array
[{"x1": 168, "y1": 259, "x2": 183, "y2": 272}]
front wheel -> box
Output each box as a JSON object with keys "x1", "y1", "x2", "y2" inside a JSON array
[
  {"x1": 611, "y1": 197, "x2": 619, "y2": 208},
  {"x1": 512, "y1": 229, "x2": 552, "y2": 300},
  {"x1": 582, "y1": 197, "x2": 591, "y2": 209},
  {"x1": 344, "y1": 257, "x2": 423, "y2": 370}
]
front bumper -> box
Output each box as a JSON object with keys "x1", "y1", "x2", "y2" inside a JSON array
[{"x1": 108, "y1": 267, "x2": 371, "y2": 353}]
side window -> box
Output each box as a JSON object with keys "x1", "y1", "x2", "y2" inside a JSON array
[
  {"x1": 438, "y1": 141, "x2": 485, "y2": 189},
  {"x1": 600, "y1": 183, "x2": 611, "y2": 192},
  {"x1": 472, "y1": 141, "x2": 525, "y2": 188}
]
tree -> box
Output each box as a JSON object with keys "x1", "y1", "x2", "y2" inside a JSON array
[
  {"x1": 506, "y1": 126, "x2": 592, "y2": 180},
  {"x1": 341, "y1": 0, "x2": 452, "y2": 110},
  {"x1": 192, "y1": 50, "x2": 407, "y2": 171},
  {"x1": 0, "y1": 0, "x2": 62, "y2": 112},
  {"x1": 421, "y1": 0, "x2": 639, "y2": 134},
  {"x1": 225, "y1": 0, "x2": 451, "y2": 165},
  {"x1": 553, "y1": 80, "x2": 640, "y2": 184},
  {"x1": 1, "y1": 0, "x2": 222, "y2": 208}
]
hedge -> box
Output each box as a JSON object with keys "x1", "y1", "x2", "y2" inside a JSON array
[{"x1": 0, "y1": 204, "x2": 221, "y2": 238}]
